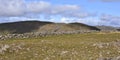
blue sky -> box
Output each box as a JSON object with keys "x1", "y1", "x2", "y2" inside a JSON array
[
  {"x1": 0, "y1": 0, "x2": 120, "y2": 27},
  {"x1": 25, "y1": 0, "x2": 120, "y2": 15}
]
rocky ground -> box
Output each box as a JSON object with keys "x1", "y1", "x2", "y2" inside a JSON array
[{"x1": 0, "y1": 30, "x2": 98, "y2": 40}]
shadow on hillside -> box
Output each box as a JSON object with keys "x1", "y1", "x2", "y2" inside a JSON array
[
  {"x1": 0, "y1": 21, "x2": 53, "y2": 34},
  {"x1": 68, "y1": 23, "x2": 100, "y2": 31}
]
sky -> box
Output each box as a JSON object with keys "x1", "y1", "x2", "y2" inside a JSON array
[{"x1": 0, "y1": 0, "x2": 120, "y2": 27}]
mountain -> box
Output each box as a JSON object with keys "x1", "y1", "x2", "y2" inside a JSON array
[
  {"x1": 0, "y1": 21, "x2": 100, "y2": 34},
  {"x1": 96, "y1": 26, "x2": 119, "y2": 31},
  {"x1": 117, "y1": 29, "x2": 120, "y2": 31}
]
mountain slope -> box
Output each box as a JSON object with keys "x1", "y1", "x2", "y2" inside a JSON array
[
  {"x1": 68, "y1": 23, "x2": 100, "y2": 31},
  {"x1": 96, "y1": 26, "x2": 119, "y2": 31},
  {"x1": 0, "y1": 21, "x2": 100, "y2": 34},
  {"x1": 0, "y1": 21, "x2": 53, "y2": 34}
]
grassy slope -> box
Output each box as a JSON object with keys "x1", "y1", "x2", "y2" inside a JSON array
[
  {"x1": 0, "y1": 32, "x2": 120, "y2": 60},
  {"x1": 38, "y1": 23, "x2": 100, "y2": 32}
]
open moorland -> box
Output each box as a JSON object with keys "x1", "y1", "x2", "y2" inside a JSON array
[{"x1": 0, "y1": 32, "x2": 120, "y2": 60}]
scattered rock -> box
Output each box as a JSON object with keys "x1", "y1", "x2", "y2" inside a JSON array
[{"x1": 0, "y1": 30, "x2": 98, "y2": 40}]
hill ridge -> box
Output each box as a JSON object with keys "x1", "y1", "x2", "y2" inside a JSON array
[{"x1": 0, "y1": 21, "x2": 100, "y2": 34}]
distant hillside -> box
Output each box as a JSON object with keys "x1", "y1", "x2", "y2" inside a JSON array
[
  {"x1": 68, "y1": 23, "x2": 100, "y2": 31},
  {"x1": 117, "y1": 29, "x2": 120, "y2": 31},
  {"x1": 96, "y1": 26, "x2": 119, "y2": 31},
  {"x1": 0, "y1": 21, "x2": 100, "y2": 34},
  {"x1": 0, "y1": 21, "x2": 53, "y2": 34}
]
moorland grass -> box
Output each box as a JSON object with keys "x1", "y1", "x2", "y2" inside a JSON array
[{"x1": 0, "y1": 32, "x2": 120, "y2": 60}]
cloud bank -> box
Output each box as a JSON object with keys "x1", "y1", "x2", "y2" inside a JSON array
[
  {"x1": 0, "y1": 0, "x2": 119, "y2": 27},
  {"x1": 100, "y1": 14, "x2": 120, "y2": 26},
  {"x1": 0, "y1": 0, "x2": 93, "y2": 18}
]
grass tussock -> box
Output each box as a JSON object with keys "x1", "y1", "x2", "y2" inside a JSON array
[{"x1": 0, "y1": 33, "x2": 120, "y2": 60}]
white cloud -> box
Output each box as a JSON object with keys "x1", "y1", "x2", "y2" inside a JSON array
[
  {"x1": 26, "y1": 1, "x2": 51, "y2": 13},
  {"x1": 61, "y1": 17, "x2": 74, "y2": 23},
  {"x1": 0, "y1": 0, "x2": 25, "y2": 17},
  {"x1": 100, "y1": 14, "x2": 120, "y2": 27},
  {"x1": 60, "y1": 17, "x2": 100, "y2": 25},
  {"x1": 59, "y1": 14, "x2": 120, "y2": 27},
  {"x1": 50, "y1": 5, "x2": 80, "y2": 14},
  {"x1": 0, "y1": 0, "x2": 99, "y2": 26},
  {"x1": 0, "y1": 0, "x2": 95, "y2": 18}
]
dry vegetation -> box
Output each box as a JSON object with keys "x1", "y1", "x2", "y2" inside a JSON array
[{"x1": 0, "y1": 32, "x2": 120, "y2": 60}]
